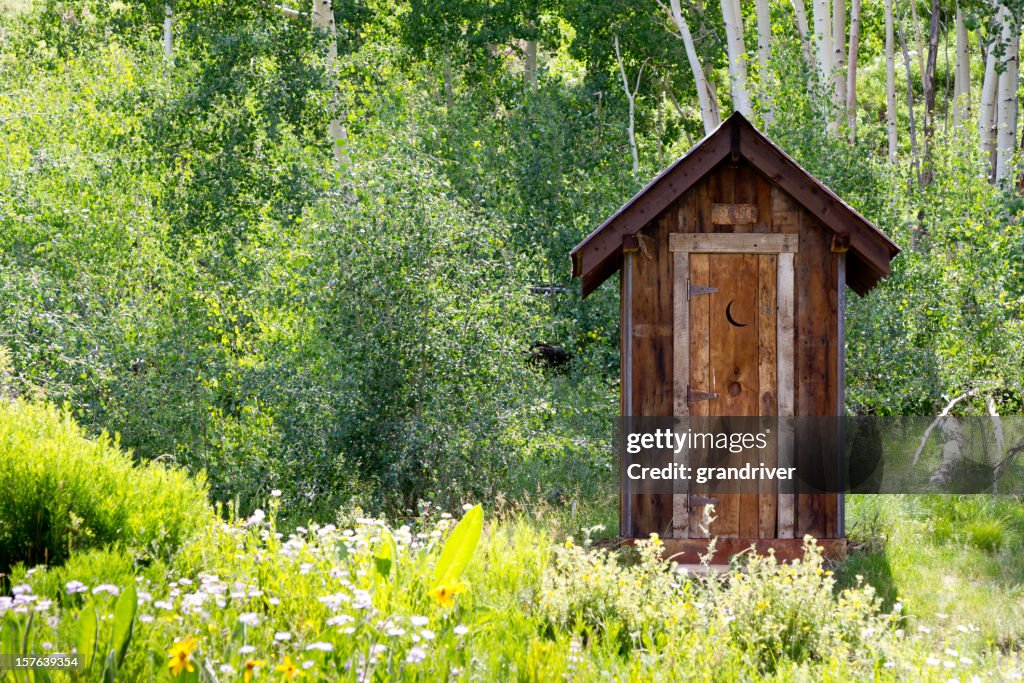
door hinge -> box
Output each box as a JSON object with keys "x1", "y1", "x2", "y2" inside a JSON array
[
  {"x1": 687, "y1": 279, "x2": 718, "y2": 300},
  {"x1": 687, "y1": 385, "x2": 719, "y2": 403}
]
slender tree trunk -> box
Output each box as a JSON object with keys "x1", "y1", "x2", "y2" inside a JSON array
[
  {"x1": 667, "y1": 0, "x2": 722, "y2": 134},
  {"x1": 846, "y1": 0, "x2": 862, "y2": 140},
  {"x1": 720, "y1": 0, "x2": 754, "y2": 116},
  {"x1": 910, "y1": 0, "x2": 926, "y2": 78},
  {"x1": 979, "y1": 35, "x2": 1000, "y2": 176},
  {"x1": 995, "y1": 5, "x2": 1020, "y2": 184},
  {"x1": 922, "y1": 0, "x2": 941, "y2": 138},
  {"x1": 953, "y1": 6, "x2": 972, "y2": 127},
  {"x1": 614, "y1": 35, "x2": 645, "y2": 177},
  {"x1": 756, "y1": 0, "x2": 774, "y2": 124},
  {"x1": 898, "y1": 14, "x2": 922, "y2": 185},
  {"x1": 885, "y1": 0, "x2": 898, "y2": 161},
  {"x1": 312, "y1": 0, "x2": 352, "y2": 177},
  {"x1": 163, "y1": 5, "x2": 173, "y2": 60},
  {"x1": 833, "y1": 0, "x2": 847, "y2": 106},
  {"x1": 812, "y1": 0, "x2": 834, "y2": 86},
  {"x1": 790, "y1": 0, "x2": 816, "y2": 68}
]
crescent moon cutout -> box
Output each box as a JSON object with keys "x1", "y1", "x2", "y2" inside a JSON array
[{"x1": 725, "y1": 300, "x2": 748, "y2": 327}]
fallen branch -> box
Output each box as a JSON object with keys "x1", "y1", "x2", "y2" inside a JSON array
[{"x1": 911, "y1": 388, "x2": 978, "y2": 466}]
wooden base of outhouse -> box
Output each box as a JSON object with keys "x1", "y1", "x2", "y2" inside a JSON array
[{"x1": 621, "y1": 537, "x2": 847, "y2": 564}]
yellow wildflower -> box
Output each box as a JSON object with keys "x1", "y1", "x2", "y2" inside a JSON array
[
  {"x1": 428, "y1": 580, "x2": 468, "y2": 608},
  {"x1": 167, "y1": 635, "x2": 199, "y2": 677},
  {"x1": 243, "y1": 658, "x2": 266, "y2": 683},
  {"x1": 275, "y1": 655, "x2": 302, "y2": 680}
]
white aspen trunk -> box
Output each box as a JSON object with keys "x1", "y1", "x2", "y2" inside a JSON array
[
  {"x1": 885, "y1": 0, "x2": 898, "y2": 161},
  {"x1": 910, "y1": 0, "x2": 926, "y2": 78},
  {"x1": 995, "y1": 6, "x2": 1020, "y2": 184},
  {"x1": 812, "y1": 0, "x2": 834, "y2": 85},
  {"x1": 614, "y1": 35, "x2": 645, "y2": 177},
  {"x1": 898, "y1": 13, "x2": 922, "y2": 184},
  {"x1": 669, "y1": 0, "x2": 722, "y2": 134},
  {"x1": 720, "y1": 0, "x2": 754, "y2": 116},
  {"x1": 979, "y1": 44, "x2": 999, "y2": 173},
  {"x1": 756, "y1": 0, "x2": 774, "y2": 125},
  {"x1": 790, "y1": 0, "x2": 816, "y2": 67},
  {"x1": 833, "y1": 0, "x2": 847, "y2": 106},
  {"x1": 312, "y1": 0, "x2": 352, "y2": 174},
  {"x1": 953, "y1": 6, "x2": 971, "y2": 126},
  {"x1": 163, "y1": 5, "x2": 173, "y2": 59},
  {"x1": 846, "y1": 0, "x2": 862, "y2": 139}
]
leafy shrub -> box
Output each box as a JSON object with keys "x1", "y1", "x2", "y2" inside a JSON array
[{"x1": 0, "y1": 399, "x2": 214, "y2": 572}]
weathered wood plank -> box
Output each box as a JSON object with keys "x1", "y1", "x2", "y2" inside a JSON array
[
  {"x1": 670, "y1": 233, "x2": 799, "y2": 253},
  {"x1": 688, "y1": 252, "x2": 712, "y2": 538},
  {"x1": 672, "y1": 250, "x2": 690, "y2": 538},
  {"x1": 758, "y1": 254, "x2": 778, "y2": 539},
  {"x1": 777, "y1": 250, "x2": 796, "y2": 539},
  {"x1": 620, "y1": 253, "x2": 634, "y2": 537},
  {"x1": 711, "y1": 203, "x2": 759, "y2": 225}
]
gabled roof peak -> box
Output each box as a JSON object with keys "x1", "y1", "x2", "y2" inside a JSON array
[{"x1": 570, "y1": 112, "x2": 900, "y2": 297}]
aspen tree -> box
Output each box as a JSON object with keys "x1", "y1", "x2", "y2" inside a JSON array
[
  {"x1": 663, "y1": 0, "x2": 722, "y2": 134},
  {"x1": 720, "y1": 0, "x2": 754, "y2": 116},
  {"x1": 885, "y1": 0, "x2": 898, "y2": 161}
]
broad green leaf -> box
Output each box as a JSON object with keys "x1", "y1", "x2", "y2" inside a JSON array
[
  {"x1": 74, "y1": 606, "x2": 98, "y2": 671},
  {"x1": 1, "y1": 614, "x2": 20, "y2": 658},
  {"x1": 110, "y1": 583, "x2": 136, "y2": 666},
  {"x1": 432, "y1": 505, "x2": 483, "y2": 587}
]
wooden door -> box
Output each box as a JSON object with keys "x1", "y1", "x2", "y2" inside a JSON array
[{"x1": 671, "y1": 233, "x2": 797, "y2": 540}]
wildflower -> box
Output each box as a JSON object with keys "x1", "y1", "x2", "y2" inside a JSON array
[
  {"x1": 302, "y1": 660, "x2": 315, "y2": 669},
  {"x1": 428, "y1": 581, "x2": 467, "y2": 608},
  {"x1": 410, "y1": 615, "x2": 429, "y2": 627},
  {"x1": 167, "y1": 635, "x2": 199, "y2": 677},
  {"x1": 420, "y1": 629, "x2": 436, "y2": 640},
  {"x1": 274, "y1": 631, "x2": 292, "y2": 642},
  {"x1": 247, "y1": 509, "x2": 266, "y2": 526},
  {"x1": 462, "y1": 503, "x2": 473, "y2": 512},
  {"x1": 306, "y1": 642, "x2": 334, "y2": 652},
  {"x1": 239, "y1": 646, "x2": 257, "y2": 654},
  {"x1": 275, "y1": 655, "x2": 302, "y2": 680},
  {"x1": 243, "y1": 658, "x2": 266, "y2": 683},
  {"x1": 220, "y1": 664, "x2": 237, "y2": 675},
  {"x1": 271, "y1": 489, "x2": 282, "y2": 497},
  {"x1": 327, "y1": 614, "x2": 354, "y2": 627},
  {"x1": 239, "y1": 612, "x2": 260, "y2": 627},
  {"x1": 407, "y1": 647, "x2": 427, "y2": 664},
  {"x1": 453, "y1": 624, "x2": 469, "y2": 636},
  {"x1": 65, "y1": 581, "x2": 88, "y2": 595}
]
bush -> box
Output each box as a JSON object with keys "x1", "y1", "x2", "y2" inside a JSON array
[{"x1": 0, "y1": 399, "x2": 213, "y2": 572}]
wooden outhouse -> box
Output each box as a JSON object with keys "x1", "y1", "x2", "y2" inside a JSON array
[{"x1": 570, "y1": 113, "x2": 900, "y2": 562}]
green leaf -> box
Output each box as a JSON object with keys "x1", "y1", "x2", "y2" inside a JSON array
[
  {"x1": 431, "y1": 505, "x2": 483, "y2": 588},
  {"x1": 102, "y1": 650, "x2": 117, "y2": 683},
  {"x1": 110, "y1": 583, "x2": 136, "y2": 666},
  {"x1": 1, "y1": 613, "x2": 20, "y2": 657},
  {"x1": 74, "y1": 606, "x2": 98, "y2": 671},
  {"x1": 374, "y1": 529, "x2": 396, "y2": 580}
]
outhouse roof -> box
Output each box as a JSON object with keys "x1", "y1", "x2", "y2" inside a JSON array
[{"x1": 570, "y1": 112, "x2": 900, "y2": 297}]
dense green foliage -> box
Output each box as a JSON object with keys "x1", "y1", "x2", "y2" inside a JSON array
[
  {"x1": 0, "y1": 400, "x2": 213, "y2": 572},
  {"x1": 0, "y1": 0, "x2": 1021, "y2": 517}
]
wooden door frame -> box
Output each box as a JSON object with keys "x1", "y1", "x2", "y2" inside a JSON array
[{"x1": 669, "y1": 233, "x2": 799, "y2": 539}]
